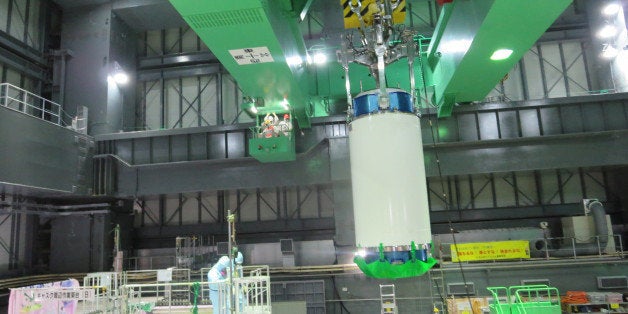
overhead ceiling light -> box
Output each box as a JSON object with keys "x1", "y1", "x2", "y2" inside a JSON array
[
  {"x1": 286, "y1": 56, "x2": 303, "y2": 67},
  {"x1": 355, "y1": 250, "x2": 366, "y2": 257},
  {"x1": 598, "y1": 25, "x2": 618, "y2": 38},
  {"x1": 602, "y1": 44, "x2": 619, "y2": 59},
  {"x1": 240, "y1": 101, "x2": 258, "y2": 118},
  {"x1": 110, "y1": 61, "x2": 129, "y2": 85},
  {"x1": 602, "y1": 3, "x2": 621, "y2": 16},
  {"x1": 312, "y1": 52, "x2": 327, "y2": 64},
  {"x1": 490, "y1": 48, "x2": 513, "y2": 60},
  {"x1": 439, "y1": 39, "x2": 472, "y2": 54},
  {"x1": 281, "y1": 98, "x2": 290, "y2": 110},
  {"x1": 113, "y1": 72, "x2": 129, "y2": 84}
]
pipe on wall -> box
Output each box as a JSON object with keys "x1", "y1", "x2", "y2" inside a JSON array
[{"x1": 538, "y1": 200, "x2": 610, "y2": 257}]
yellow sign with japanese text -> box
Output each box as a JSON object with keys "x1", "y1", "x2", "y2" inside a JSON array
[{"x1": 451, "y1": 240, "x2": 530, "y2": 262}]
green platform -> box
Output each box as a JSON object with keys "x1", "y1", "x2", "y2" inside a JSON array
[
  {"x1": 487, "y1": 285, "x2": 561, "y2": 314},
  {"x1": 248, "y1": 108, "x2": 295, "y2": 163},
  {"x1": 249, "y1": 136, "x2": 295, "y2": 162}
]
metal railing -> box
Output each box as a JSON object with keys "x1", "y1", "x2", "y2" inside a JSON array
[
  {"x1": 120, "y1": 268, "x2": 271, "y2": 314},
  {"x1": 122, "y1": 268, "x2": 191, "y2": 286},
  {"x1": 534, "y1": 234, "x2": 624, "y2": 259},
  {"x1": 122, "y1": 255, "x2": 177, "y2": 270},
  {"x1": 436, "y1": 234, "x2": 624, "y2": 262},
  {"x1": 0, "y1": 83, "x2": 71, "y2": 127}
]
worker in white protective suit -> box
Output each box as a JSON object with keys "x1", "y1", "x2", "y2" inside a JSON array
[{"x1": 208, "y1": 252, "x2": 244, "y2": 313}]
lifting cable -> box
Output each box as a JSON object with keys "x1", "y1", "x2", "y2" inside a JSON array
[{"x1": 426, "y1": 105, "x2": 476, "y2": 314}]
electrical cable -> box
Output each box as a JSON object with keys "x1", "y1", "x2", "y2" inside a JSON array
[
  {"x1": 332, "y1": 276, "x2": 351, "y2": 314},
  {"x1": 426, "y1": 108, "x2": 476, "y2": 314},
  {"x1": 433, "y1": 275, "x2": 446, "y2": 313},
  {"x1": 332, "y1": 240, "x2": 352, "y2": 313}
]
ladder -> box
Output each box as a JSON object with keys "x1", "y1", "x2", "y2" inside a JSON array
[
  {"x1": 380, "y1": 284, "x2": 397, "y2": 314},
  {"x1": 429, "y1": 267, "x2": 446, "y2": 313}
]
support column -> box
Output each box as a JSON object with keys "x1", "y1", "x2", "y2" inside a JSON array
[{"x1": 61, "y1": 4, "x2": 137, "y2": 135}]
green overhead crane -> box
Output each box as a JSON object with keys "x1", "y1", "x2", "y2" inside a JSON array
[{"x1": 169, "y1": 0, "x2": 572, "y2": 279}]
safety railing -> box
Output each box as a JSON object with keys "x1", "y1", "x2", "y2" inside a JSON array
[
  {"x1": 121, "y1": 281, "x2": 210, "y2": 313},
  {"x1": 436, "y1": 234, "x2": 624, "y2": 262},
  {"x1": 122, "y1": 255, "x2": 177, "y2": 270},
  {"x1": 199, "y1": 265, "x2": 270, "y2": 303},
  {"x1": 0, "y1": 83, "x2": 71, "y2": 127},
  {"x1": 487, "y1": 285, "x2": 561, "y2": 314},
  {"x1": 122, "y1": 268, "x2": 191, "y2": 286},
  {"x1": 534, "y1": 234, "x2": 624, "y2": 260},
  {"x1": 250, "y1": 124, "x2": 294, "y2": 139},
  {"x1": 120, "y1": 269, "x2": 270, "y2": 314}
]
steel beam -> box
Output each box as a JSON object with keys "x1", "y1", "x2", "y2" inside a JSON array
[
  {"x1": 423, "y1": 129, "x2": 628, "y2": 176},
  {"x1": 94, "y1": 94, "x2": 628, "y2": 197},
  {"x1": 110, "y1": 141, "x2": 331, "y2": 196},
  {"x1": 137, "y1": 51, "x2": 221, "y2": 81},
  {"x1": 0, "y1": 30, "x2": 46, "y2": 67},
  {"x1": 134, "y1": 217, "x2": 335, "y2": 248},
  {"x1": 0, "y1": 46, "x2": 45, "y2": 81},
  {"x1": 97, "y1": 128, "x2": 628, "y2": 197}
]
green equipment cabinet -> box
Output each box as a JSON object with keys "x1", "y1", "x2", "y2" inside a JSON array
[{"x1": 249, "y1": 108, "x2": 295, "y2": 163}]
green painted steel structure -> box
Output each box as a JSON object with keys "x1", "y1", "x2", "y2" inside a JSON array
[
  {"x1": 169, "y1": 0, "x2": 572, "y2": 121},
  {"x1": 427, "y1": 0, "x2": 572, "y2": 116},
  {"x1": 487, "y1": 285, "x2": 561, "y2": 314},
  {"x1": 169, "y1": 0, "x2": 311, "y2": 128},
  {"x1": 248, "y1": 107, "x2": 296, "y2": 162}
]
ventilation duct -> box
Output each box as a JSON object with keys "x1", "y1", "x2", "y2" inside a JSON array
[{"x1": 537, "y1": 200, "x2": 610, "y2": 257}]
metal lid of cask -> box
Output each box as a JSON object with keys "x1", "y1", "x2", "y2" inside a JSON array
[{"x1": 352, "y1": 88, "x2": 414, "y2": 118}]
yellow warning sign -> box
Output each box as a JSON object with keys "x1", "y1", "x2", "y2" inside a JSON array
[
  {"x1": 451, "y1": 240, "x2": 530, "y2": 262},
  {"x1": 340, "y1": 0, "x2": 407, "y2": 29}
]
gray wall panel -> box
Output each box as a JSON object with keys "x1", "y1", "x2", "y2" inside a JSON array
[
  {"x1": 0, "y1": 106, "x2": 92, "y2": 194},
  {"x1": 208, "y1": 133, "x2": 226, "y2": 159},
  {"x1": 226, "y1": 132, "x2": 246, "y2": 158},
  {"x1": 603, "y1": 101, "x2": 628, "y2": 130},
  {"x1": 519, "y1": 109, "x2": 541, "y2": 137},
  {"x1": 539, "y1": 107, "x2": 562, "y2": 135},
  {"x1": 133, "y1": 138, "x2": 151, "y2": 164},
  {"x1": 170, "y1": 134, "x2": 189, "y2": 162},
  {"x1": 116, "y1": 139, "x2": 133, "y2": 163},
  {"x1": 189, "y1": 133, "x2": 208, "y2": 161},
  {"x1": 582, "y1": 104, "x2": 605, "y2": 132},
  {"x1": 126, "y1": 148, "x2": 332, "y2": 195},
  {"x1": 497, "y1": 111, "x2": 519, "y2": 139},
  {"x1": 478, "y1": 112, "x2": 499, "y2": 140},
  {"x1": 560, "y1": 105, "x2": 584, "y2": 133},
  {"x1": 456, "y1": 113, "x2": 478, "y2": 141},
  {"x1": 151, "y1": 136, "x2": 170, "y2": 163}
]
